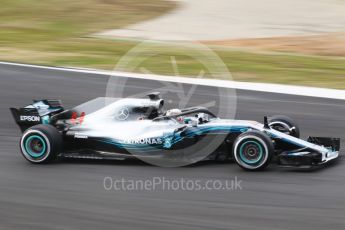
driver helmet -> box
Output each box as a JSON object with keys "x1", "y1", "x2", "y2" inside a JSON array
[{"x1": 166, "y1": 108, "x2": 182, "y2": 116}]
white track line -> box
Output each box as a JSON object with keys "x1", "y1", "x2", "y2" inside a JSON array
[{"x1": 1, "y1": 61, "x2": 345, "y2": 100}]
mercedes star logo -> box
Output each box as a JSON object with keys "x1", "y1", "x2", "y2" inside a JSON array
[{"x1": 116, "y1": 107, "x2": 129, "y2": 120}]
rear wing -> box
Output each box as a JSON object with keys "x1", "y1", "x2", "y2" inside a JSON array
[
  {"x1": 10, "y1": 99, "x2": 64, "y2": 132},
  {"x1": 10, "y1": 107, "x2": 41, "y2": 132}
]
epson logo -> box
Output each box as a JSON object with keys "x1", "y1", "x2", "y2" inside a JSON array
[{"x1": 20, "y1": 115, "x2": 40, "y2": 122}]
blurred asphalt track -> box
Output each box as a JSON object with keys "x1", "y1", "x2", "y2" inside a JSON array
[{"x1": 0, "y1": 63, "x2": 344, "y2": 230}]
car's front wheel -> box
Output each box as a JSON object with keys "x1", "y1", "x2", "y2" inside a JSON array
[
  {"x1": 268, "y1": 115, "x2": 300, "y2": 138},
  {"x1": 232, "y1": 131, "x2": 274, "y2": 171},
  {"x1": 20, "y1": 124, "x2": 62, "y2": 163}
]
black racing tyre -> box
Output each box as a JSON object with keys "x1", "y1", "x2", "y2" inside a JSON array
[
  {"x1": 268, "y1": 115, "x2": 300, "y2": 138},
  {"x1": 232, "y1": 131, "x2": 274, "y2": 171},
  {"x1": 20, "y1": 124, "x2": 62, "y2": 163}
]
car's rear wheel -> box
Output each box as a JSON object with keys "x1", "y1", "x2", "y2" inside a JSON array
[
  {"x1": 232, "y1": 131, "x2": 274, "y2": 171},
  {"x1": 20, "y1": 124, "x2": 62, "y2": 163},
  {"x1": 268, "y1": 115, "x2": 300, "y2": 138}
]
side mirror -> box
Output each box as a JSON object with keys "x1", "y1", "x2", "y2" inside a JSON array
[{"x1": 264, "y1": 116, "x2": 270, "y2": 129}]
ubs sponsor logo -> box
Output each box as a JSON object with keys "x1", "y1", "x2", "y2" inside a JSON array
[{"x1": 74, "y1": 133, "x2": 88, "y2": 139}]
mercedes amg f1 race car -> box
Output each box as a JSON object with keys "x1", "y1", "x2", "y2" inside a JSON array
[{"x1": 10, "y1": 93, "x2": 340, "y2": 171}]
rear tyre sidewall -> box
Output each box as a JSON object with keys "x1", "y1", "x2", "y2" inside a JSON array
[
  {"x1": 20, "y1": 125, "x2": 62, "y2": 163},
  {"x1": 233, "y1": 131, "x2": 273, "y2": 171}
]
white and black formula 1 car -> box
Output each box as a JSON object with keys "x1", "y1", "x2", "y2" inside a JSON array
[{"x1": 10, "y1": 92, "x2": 340, "y2": 171}]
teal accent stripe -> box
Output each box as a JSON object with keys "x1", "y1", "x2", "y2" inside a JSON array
[{"x1": 97, "y1": 125, "x2": 250, "y2": 151}]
